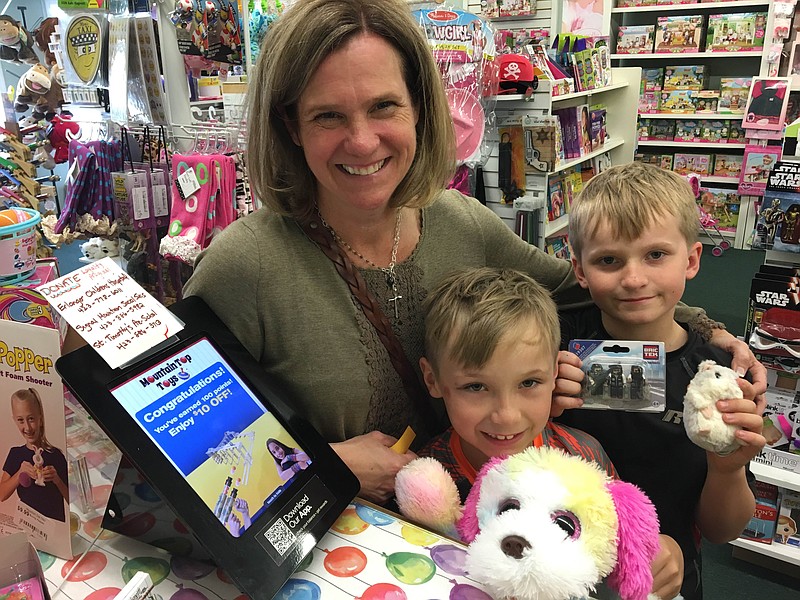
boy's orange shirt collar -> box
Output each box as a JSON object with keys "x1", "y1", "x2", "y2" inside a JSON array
[{"x1": 450, "y1": 430, "x2": 544, "y2": 484}]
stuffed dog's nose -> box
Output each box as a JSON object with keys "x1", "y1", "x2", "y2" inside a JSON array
[{"x1": 500, "y1": 534, "x2": 531, "y2": 559}]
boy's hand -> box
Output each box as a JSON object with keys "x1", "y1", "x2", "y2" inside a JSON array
[
  {"x1": 707, "y1": 378, "x2": 766, "y2": 473},
  {"x1": 709, "y1": 330, "x2": 767, "y2": 414},
  {"x1": 551, "y1": 351, "x2": 584, "y2": 417},
  {"x1": 652, "y1": 534, "x2": 683, "y2": 600},
  {"x1": 332, "y1": 431, "x2": 417, "y2": 503}
]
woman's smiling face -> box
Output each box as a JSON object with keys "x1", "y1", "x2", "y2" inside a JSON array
[{"x1": 292, "y1": 33, "x2": 419, "y2": 215}]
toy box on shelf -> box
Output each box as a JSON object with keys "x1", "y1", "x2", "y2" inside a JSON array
[
  {"x1": 705, "y1": 13, "x2": 767, "y2": 53},
  {"x1": 697, "y1": 186, "x2": 740, "y2": 232},
  {"x1": 659, "y1": 90, "x2": 698, "y2": 113},
  {"x1": 617, "y1": 25, "x2": 655, "y2": 54},
  {"x1": 673, "y1": 153, "x2": 710, "y2": 176},
  {"x1": 654, "y1": 15, "x2": 704, "y2": 54},
  {"x1": 712, "y1": 154, "x2": 743, "y2": 179},
  {"x1": 740, "y1": 481, "x2": 780, "y2": 545},
  {"x1": 745, "y1": 264, "x2": 800, "y2": 396},
  {"x1": 751, "y1": 160, "x2": 799, "y2": 251},
  {"x1": 718, "y1": 78, "x2": 752, "y2": 114},
  {"x1": 775, "y1": 489, "x2": 800, "y2": 547},
  {"x1": 663, "y1": 65, "x2": 706, "y2": 91}
]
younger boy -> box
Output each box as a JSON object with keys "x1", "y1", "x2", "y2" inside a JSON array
[
  {"x1": 557, "y1": 162, "x2": 765, "y2": 600},
  {"x1": 417, "y1": 267, "x2": 616, "y2": 503}
]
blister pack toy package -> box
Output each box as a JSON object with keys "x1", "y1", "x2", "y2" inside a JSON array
[{"x1": 569, "y1": 340, "x2": 666, "y2": 412}]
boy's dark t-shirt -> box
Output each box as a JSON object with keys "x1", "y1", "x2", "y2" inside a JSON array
[{"x1": 557, "y1": 306, "x2": 749, "y2": 600}]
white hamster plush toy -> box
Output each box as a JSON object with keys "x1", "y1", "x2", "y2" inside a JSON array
[{"x1": 683, "y1": 360, "x2": 744, "y2": 456}]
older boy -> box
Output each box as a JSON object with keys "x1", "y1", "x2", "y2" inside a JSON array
[
  {"x1": 557, "y1": 162, "x2": 765, "y2": 600},
  {"x1": 417, "y1": 267, "x2": 616, "y2": 503}
]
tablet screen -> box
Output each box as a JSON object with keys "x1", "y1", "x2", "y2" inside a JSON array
[{"x1": 110, "y1": 337, "x2": 311, "y2": 537}]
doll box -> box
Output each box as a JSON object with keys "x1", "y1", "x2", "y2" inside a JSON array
[
  {"x1": 616, "y1": 25, "x2": 655, "y2": 54},
  {"x1": 568, "y1": 340, "x2": 666, "y2": 412},
  {"x1": 706, "y1": 13, "x2": 767, "y2": 52},
  {"x1": 654, "y1": 15, "x2": 704, "y2": 54}
]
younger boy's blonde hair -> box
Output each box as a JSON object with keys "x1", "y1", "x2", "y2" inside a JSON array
[
  {"x1": 569, "y1": 162, "x2": 699, "y2": 259},
  {"x1": 422, "y1": 267, "x2": 560, "y2": 372}
]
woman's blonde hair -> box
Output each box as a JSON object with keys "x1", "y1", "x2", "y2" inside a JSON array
[
  {"x1": 422, "y1": 267, "x2": 560, "y2": 371},
  {"x1": 11, "y1": 388, "x2": 53, "y2": 450},
  {"x1": 247, "y1": 0, "x2": 456, "y2": 220},
  {"x1": 569, "y1": 162, "x2": 700, "y2": 259}
]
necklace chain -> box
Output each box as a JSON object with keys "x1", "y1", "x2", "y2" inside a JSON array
[{"x1": 317, "y1": 207, "x2": 404, "y2": 317}]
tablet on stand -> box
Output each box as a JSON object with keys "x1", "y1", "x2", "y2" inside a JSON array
[{"x1": 56, "y1": 296, "x2": 360, "y2": 600}]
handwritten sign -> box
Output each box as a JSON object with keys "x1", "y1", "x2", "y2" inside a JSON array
[{"x1": 36, "y1": 258, "x2": 184, "y2": 369}]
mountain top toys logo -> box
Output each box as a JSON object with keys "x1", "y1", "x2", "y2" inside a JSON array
[{"x1": 139, "y1": 354, "x2": 192, "y2": 390}]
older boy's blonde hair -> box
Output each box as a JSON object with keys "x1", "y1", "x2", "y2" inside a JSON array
[
  {"x1": 569, "y1": 162, "x2": 699, "y2": 259},
  {"x1": 423, "y1": 268, "x2": 560, "y2": 371}
]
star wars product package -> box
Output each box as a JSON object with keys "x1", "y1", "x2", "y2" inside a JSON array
[{"x1": 568, "y1": 340, "x2": 666, "y2": 412}]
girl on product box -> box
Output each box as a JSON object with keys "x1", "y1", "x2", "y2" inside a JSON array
[
  {"x1": 0, "y1": 388, "x2": 68, "y2": 522},
  {"x1": 267, "y1": 438, "x2": 310, "y2": 481}
]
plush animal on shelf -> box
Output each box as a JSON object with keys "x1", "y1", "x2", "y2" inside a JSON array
[
  {"x1": 80, "y1": 237, "x2": 120, "y2": 262},
  {"x1": 46, "y1": 112, "x2": 81, "y2": 164},
  {"x1": 0, "y1": 15, "x2": 38, "y2": 64},
  {"x1": 14, "y1": 63, "x2": 64, "y2": 121},
  {"x1": 683, "y1": 360, "x2": 744, "y2": 456},
  {"x1": 395, "y1": 447, "x2": 661, "y2": 600}
]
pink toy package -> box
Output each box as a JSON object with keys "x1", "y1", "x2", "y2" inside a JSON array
[{"x1": 0, "y1": 576, "x2": 47, "y2": 600}]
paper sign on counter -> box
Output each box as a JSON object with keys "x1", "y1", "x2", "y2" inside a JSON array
[{"x1": 36, "y1": 257, "x2": 184, "y2": 369}]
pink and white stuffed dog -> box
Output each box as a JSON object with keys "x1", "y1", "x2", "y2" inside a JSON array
[{"x1": 396, "y1": 446, "x2": 661, "y2": 600}]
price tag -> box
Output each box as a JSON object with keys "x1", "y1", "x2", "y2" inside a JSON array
[
  {"x1": 132, "y1": 186, "x2": 150, "y2": 220},
  {"x1": 177, "y1": 167, "x2": 201, "y2": 200},
  {"x1": 152, "y1": 184, "x2": 169, "y2": 217}
]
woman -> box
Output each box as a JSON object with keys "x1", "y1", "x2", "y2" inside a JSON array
[
  {"x1": 266, "y1": 438, "x2": 310, "y2": 481},
  {"x1": 185, "y1": 0, "x2": 765, "y2": 504}
]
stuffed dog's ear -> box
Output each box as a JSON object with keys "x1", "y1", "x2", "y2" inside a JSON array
[
  {"x1": 456, "y1": 455, "x2": 508, "y2": 543},
  {"x1": 605, "y1": 480, "x2": 661, "y2": 600}
]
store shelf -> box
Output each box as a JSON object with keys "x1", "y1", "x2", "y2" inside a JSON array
[
  {"x1": 494, "y1": 81, "x2": 629, "y2": 104},
  {"x1": 639, "y1": 113, "x2": 744, "y2": 120},
  {"x1": 637, "y1": 140, "x2": 747, "y2": 150},
  {"x1": 750, "y1": 461, "x2": 800, "y2": 493},
  {"x1": 612, "y1": 0, "x2": 769, "y2": 14},
  {"x1": 730, "y1": 538, "x2": 800, "y2": 567},
  {"x1": 553, "y1": 138, "x2": 624, "y2": 175},
  {"x1": 612, "y1": 51, "x2": 764, "y2": 59},
  {"x1": 545, "y1": 214, "x2": 569, "y2": 239},
  {"x1": 701, "y1": 176, "x2": 739, "y2": 185}
]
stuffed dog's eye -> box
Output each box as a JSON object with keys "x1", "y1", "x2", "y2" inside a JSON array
[
  {"x1": 497, "y1": 498, "x2": 520, "y2": 515},
  {"x1": 551, "y1": 510, "x2": 580, "y2": 539}
]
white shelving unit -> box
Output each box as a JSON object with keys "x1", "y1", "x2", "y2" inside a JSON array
[
  {"x1": 611, "y1": 0, "x2": 769, "y2": 13},
  {"x1": 731, "y1": 462, "x2": 800, "y2": 567},
  {"x1": 638, "y1": 140, "x2": 747, "y2": 150},
  {"x1": 610, "y1": 0, "x2": 774, "y2": 255},
  {"x1": 482, "y1": 67, "x2": 641, "y2": 246}
]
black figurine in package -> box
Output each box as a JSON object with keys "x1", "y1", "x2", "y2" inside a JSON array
[{"x1": 569, "y1": 340, "x2": 666, "y2": 412}]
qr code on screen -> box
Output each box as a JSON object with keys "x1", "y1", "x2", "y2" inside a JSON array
[{"x1": 265, "y1": 519, "x2": 296, "y2": 555}]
